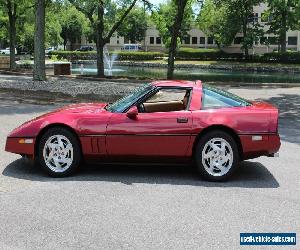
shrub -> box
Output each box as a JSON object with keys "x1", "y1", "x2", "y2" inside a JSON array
[
  {"x1": 260, "y1": 52, "x2": 300, "y2": 63},
  {"x1": 48, "y1": 49, "x2": 300, "y2": 63},
  {"x1": 116, "y1": 51, "x2": 165, "y2": 61},
  {"x1": 48, "y1": 50, "x2": 165, "y2": 61},
  {"x1": 48, "y1": 51, "x2": 96, "y2": 61},
  {"x1": 176, "y1": 47, "x2": 244, "y2": 61}
]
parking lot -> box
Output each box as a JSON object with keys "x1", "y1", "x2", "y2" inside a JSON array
[{"x1": 0, "y1": 86, "x2": 299, "y2": 249}]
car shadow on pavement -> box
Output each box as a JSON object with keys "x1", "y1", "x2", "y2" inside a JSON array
[
  {"x1": 257, "y1": 93, "x2": 300, "y2": 145},
  {"x1": 3, "y1": 158, "x2": 279, "y2": 188}
]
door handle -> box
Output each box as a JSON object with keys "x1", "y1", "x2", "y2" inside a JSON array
[{"x1": 177, "y1": 117, "x2": 188, "y2": 123}]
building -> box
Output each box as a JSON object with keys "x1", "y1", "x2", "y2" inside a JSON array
[{"x1": 76, "y1": 3, "x2": 300, "y2": 54}]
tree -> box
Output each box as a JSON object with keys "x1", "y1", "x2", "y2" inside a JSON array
[
  {"x1": 45, "y1": 5, "x2": 63, "y2": 49},
  {"x1": 117, "y1": 7, "x2": 148, "y2": 43},
  {"x1": 60, "y1": 5, "x2": 89, "y2": 50},
  {"x1": 152, "y1": 0, "x2": 194, "y2": 48},
  {"x1": 151, "y1": 0, "x2": 194, "y2": 79},
  {"x1": 70, "y1": 0, "x2": 139, "y2": 77},
  {"x1": 227, "y1": 0, "x2": 263, "y2": 58},
  {"x1": 33, "y1": 0, "x2": 46, "y2": 81},
  {"x1": 198, "y1": 0, "x2": 241, "y2": 47},
  {"x1": 266, "y1": 0, "x2": 300, "y2": 52},
  {"x1": 0, "y1": 8, "x2": 8, "y2": 48},
  {"x1": 167, "y1": 0, "x2": 193, "y2": 79},
  {"x1": 0, "y1": 0, "x2": 34, "y2": 70},
  {"x1": 200, "y1": 0, "x2": 263, "y2": 58}
]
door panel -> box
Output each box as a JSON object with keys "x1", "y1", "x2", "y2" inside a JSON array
[{"x1": 106, "y1": 111, "x2": 193, "y2": 157}]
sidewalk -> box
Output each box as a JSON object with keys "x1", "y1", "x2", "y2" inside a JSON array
[{"x1": 0, "y1": 73, "x2": 141, "y2": 102}]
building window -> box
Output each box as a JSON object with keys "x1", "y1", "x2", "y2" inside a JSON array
[
  {"x1": 268, "y1": 37, "x2": 278, "y2": 45},
  {"x1": 253, "y1": 13, "x2": 259, "y2": 23},
  {"x1": 234, "y1": 37, "x2": 243, "y2": 44},
  {"x1": 192, "y1": 37, "x2": 197, "y2": 44},
  {"x1": 248, "y1": 13, "x2": 258, "y2": 23},
  {"x1": 150, "y1": 37, "x2": 154, "y2": 44},
  {"x1": 183, "y1": 36, "x2": 190, "y2": 44},
  {"x1": 261, "y1": 37, "x2": 278, "y2": 45},
  {"x1": 156, "y1": 37, "x2": 161, "y2": 44},
  {"x1": 207, "y1": 37, "x2": 214, "y2": 44},
  {"x1": 117, "y1": 40, "x2": 119, "y2": 44},
  {"x1": 200, "y1": 37, "x2": 205, "y2": 44},
  {"x1": 288, "y1": 36, "x2": 297, "y2": 45},
  {"x1": 260, "y1": 36, "x2": 268, "y2": 45}
]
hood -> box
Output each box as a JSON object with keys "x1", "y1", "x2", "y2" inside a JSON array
[
  {"x1": 48, "y1": 103, "x2": 108, "y2": 115},
  {"x1": 7, "y1": 103, "x2": 108, "y2": 138}
]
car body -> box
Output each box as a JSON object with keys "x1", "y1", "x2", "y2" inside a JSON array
[
  {"x1": 5, "y1": 80, "x2": 280, "y2": 180},
  {"x1": 76, "y1": 46, "x2": 94, "y2": 52},
  {"x1": 1, "y1": 47, "x2": 17, "y2": 55},
  {"x1": 45, "y1": 47, "x2": 56, "y2": 54},
  {"x1": 121, "y1": 44, "x2": 143, "y2": 51}
]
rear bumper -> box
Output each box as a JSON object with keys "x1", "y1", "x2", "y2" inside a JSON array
[
  {"x1": 5, "y1": 137, "x2": 35, "y2": 158},
  {"x1": 240, "y1": 134, "x2": 281, "y2": 160}
]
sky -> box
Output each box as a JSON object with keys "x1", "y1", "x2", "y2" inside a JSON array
[{"x1": 149, "y1": 0, "x2": 165, "y2": 6}]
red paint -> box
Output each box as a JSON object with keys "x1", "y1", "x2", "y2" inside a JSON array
[
  {"x1": 5, "y1": 80, "x2": 281, "y2": 163},
  {"x1": 106, "y1": 111, "x2": 193, "y2": 156},
  {"x1": 5, "y1": 137, "x2": 35, "y2": 156}
]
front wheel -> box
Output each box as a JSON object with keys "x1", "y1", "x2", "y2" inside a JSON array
[
  {"x1": 38, "y1": 127, "x2": 81, "y2": 177},
  {"x1": 195, "y1": 130, "x2": 239, "y2": 181}
]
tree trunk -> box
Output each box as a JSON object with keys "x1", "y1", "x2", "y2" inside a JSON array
[
  {"x1": 96, "y1": 2, "x2": 105, "y2": 78},
  {"x1": 33, "y1": 0, "x2": 46, "y2": 81},
  {"x1": 8, "y1": 15, "x2": 16, "y2": 70},
  {"x1": 96, "y1": 40, "x2": 105, "y2": 78},
  {"x1": 167, "y1": 41, "x2": 176, "y2": 80},
  {"x1": 6, "y1": 1, "x2": 16, "y2": 70},
  {"x1": 167, "y1": 0, "x2": 188, "y2": 80},
  {"x1": 242, "y1": 20, "x2": 249, "y2": 60},
  {"x1": 279, "y1": 11, "x2": 287, "y2": 52},
  {"x1": 63, "y1": 39, "x2": 67, "y2": 51}
]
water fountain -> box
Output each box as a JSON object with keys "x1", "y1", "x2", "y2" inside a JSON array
[
  {"x1": 72, "y1": 45, "x2": 124, "y2": 76},
  {"x1": 103, "y1": 46, "x2": 118, "y2": 76}
]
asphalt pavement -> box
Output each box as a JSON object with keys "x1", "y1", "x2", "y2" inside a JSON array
[{"x1": 0, "y1": 86, "x2": 299, "y2": 250}]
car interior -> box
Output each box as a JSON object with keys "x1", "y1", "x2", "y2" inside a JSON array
[{"x1": 138, "y1": 88, "x2": 191, "y2": 113}]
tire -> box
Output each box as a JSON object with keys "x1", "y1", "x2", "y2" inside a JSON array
[
  {"x1": 38, "y1": 127, "x2": 81, "y2": 177},
  {"x1": 194, "y1": 130, "x2": 239, "y2": 181}
]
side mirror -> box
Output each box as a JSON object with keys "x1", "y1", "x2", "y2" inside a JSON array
[{"x1": 126, "y1": 106, "x2": 138, "y2": 119}]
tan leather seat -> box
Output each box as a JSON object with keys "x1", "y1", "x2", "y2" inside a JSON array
[{"x1": 144, "y1": 101, "x2": 184, "y2": 113}]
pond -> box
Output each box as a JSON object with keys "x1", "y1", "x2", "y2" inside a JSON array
[{"x1": 71, "y1": 64, "x2": 300, "y2": 84}]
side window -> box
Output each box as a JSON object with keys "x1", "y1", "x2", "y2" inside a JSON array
[
  {"x1": 145, "y1": 89, "x2": 187, "y2": 103},
  {"x1": 202, "y1": 88, "x2": 248, "y2": 109},
  {"x1": 141, "y1": 88, "x2": 190, "y2": 113}
]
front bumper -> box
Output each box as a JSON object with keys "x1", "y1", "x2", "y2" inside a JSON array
[{"x1": 5, "y1": 137, "x2": 35, "y2": 158}]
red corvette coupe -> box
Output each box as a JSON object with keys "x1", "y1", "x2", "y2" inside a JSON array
[{"x1": 5, "y1": 80, "x2": 280, "y2": 181}]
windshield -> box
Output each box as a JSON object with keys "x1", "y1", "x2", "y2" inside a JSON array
[{"x1": 106, "y1": 83, "x2": 153, "y2": 112}]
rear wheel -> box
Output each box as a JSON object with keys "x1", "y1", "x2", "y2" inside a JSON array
[
  {"x1": 195, "y1": 130, "x2": 239, "y2": 181},
  {"x1": 38, "y1": 127, "x2": 81, "y2": 177}
]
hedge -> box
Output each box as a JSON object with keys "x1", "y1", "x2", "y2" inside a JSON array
[
  {"x1": 48, "y1": 49, "x2": 300, "y2": 64},
  {"x1": 176, "y1": 48, "x2": 244, "y2": 61},
  {"x1": 257, "y1": 52, "x2": 300, "y2": 63},
  {"x1": 48, "y1": 50, "x2": 165, "y2": 61},
  {"x1": 176, "y1": 48, "x2": 300, "y2": 63}
]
